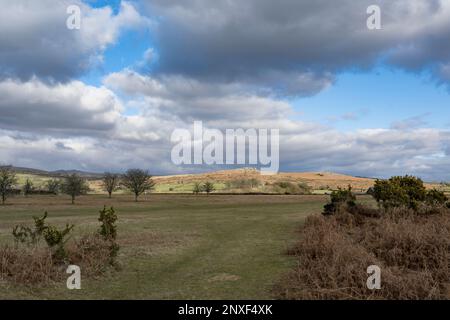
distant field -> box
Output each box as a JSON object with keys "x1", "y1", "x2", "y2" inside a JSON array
[
  {"x1": 15, "y1": 173, "x2": 52, "y2": 188},
  {"x1": 0, "y1": 194, "x2": 335, "y2": 299}
]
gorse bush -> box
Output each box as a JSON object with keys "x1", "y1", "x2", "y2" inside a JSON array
[
  {"x1": 425, "y1": 189, "x2": 448, "y2": 206},
  {"x1": 12, "y1": 211, "x2": 74, "y2": 261},
  {"x1": 289, "y1": 176, "x2": 450, "y2": 299},
  {"x1": 98, "y1": 206, "x2": 119, "y2": 262},
  {"x1": 272, "y1": 181, "x2": 312, "y2": 195},
  {"x1": 98, "y1": 206, "x2": 117, "y2": 240},
  {"x1": 373, "y1": 175, "x2": 426, "y2": 209},
  {"x1": 12, "y1": 212, "x2": 48, "y2": 246},
  {"x1": 275, "y1": 209, "x2": 450, "y2": 300},
  {"x1": 322, "y1": 186, "x2": 356, "y2": 216},
  {"x1": 42, "y1": 224, "x2": 74, "y2": 261},
  {"x1": 4, "y1": 207, "x2": 120, "y2": 285}
]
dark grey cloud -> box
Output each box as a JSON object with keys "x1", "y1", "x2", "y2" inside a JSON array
[
  {"x1": 104, "y1": 70, "x2": 292, "y2": 122},
  {"x1": 141, "y1": 0, "x2": 450, "y2": 95}
]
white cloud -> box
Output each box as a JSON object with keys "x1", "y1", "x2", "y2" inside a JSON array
[
  {"x1": 0, "y1": 0, "x2": 151, "y2": 81},
  {"x1": 0, "y1": 78, "x2": 123, "y2": 133}
]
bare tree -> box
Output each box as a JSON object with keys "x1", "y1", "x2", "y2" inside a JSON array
[
  {"x1": 121, "y1": 169, "x2": 155, "y2": 202},
  {"x1": 102, "y1": 172, "x2": 120, "y2": 198},
  {"x1": 61, "y1": 174, "x2": 89, "y2": 204},
  {"x1": 193, "y1": 182, "x2": 202, "y2": 195},
  {"x1": 0, "y1": 167, "x2": 17, "y2": 205},
  {"x1": 46, "y1": 179, "x2": 61, "y2": 195},
  {"x1": 203, "y1": 182, "x2": 215, "y2": 196},
  {"x1": 23, "y1": 178, "x2": 34, "y2": 197}
]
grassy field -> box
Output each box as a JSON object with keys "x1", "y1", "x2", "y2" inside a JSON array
[{"x1": 0, "y1": 194, "x2": 328, "y2": 300}]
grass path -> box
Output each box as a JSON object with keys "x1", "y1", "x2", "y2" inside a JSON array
[{"x1": 0, "y1": 194, "x2": 326, "y2": 299}]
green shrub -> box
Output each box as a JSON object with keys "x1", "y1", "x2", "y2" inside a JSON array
[
  {"x1": 42, "y1": 224, "x2": 74, "y2": 261},
  {"x1": 322, "y1": 186, "x2": 356, "y2": 216},
  {"x1": 273, "y1": 181, "x2": 312, "y2": 195},
  {"x1": 193, "y1": 182, "x2": 202, "y2": 194},
  {"x1": 12, "y1": 212, "x2": 48, "y2": 246},
  {"x1": 203, "y1": 182, "x2": 215, "y2": 195},
  {"x1": 98, "y1": 206, "x2": 119, "y2": 262},
  {"x1": 226, "y1": 179, "x2": 261, "y2": 190},
  {"x1": 425, "y1": 189, "x2": 448, "y2": 206},
  {"x1": 373, "y1": 175, "x2": 426, "y2": 209},
  {"x1": 5, "y1": 207, "x2": 121, "y2": 285},
  {"x1": 12, "y1": 212, "x2": 73, "y2": 261}
]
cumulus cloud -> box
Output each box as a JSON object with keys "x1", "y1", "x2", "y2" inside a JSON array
[
  {"x1": 0, "y1": 0, "x2": 151, "y2": 81},
  {"x1": 104, "y1": 70, "x2": 292, "y2": 121},
  {"x1": 141, "y1": 0, "x2": 450, "y2": 94},
  {"x1": 0, "y1": 78, "x2": 123, "y2": 134}
]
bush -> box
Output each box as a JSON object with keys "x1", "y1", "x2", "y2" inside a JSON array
[
  {"x1": 298, "y1": 182, "x2": 312, "y2": 194},
  {"x1": 322, "y1": 186, "x2": 356, "y2": 216},
  {"x1": 203, "y1": 182, "x2": 215, "y2": 195},
  {"x1": 66, "y1": 235, "x2": 114, "y2": 276},
  {"x1": 0, "y1": 246, "x2": 57, "y2": 285},
  {"x1": 275, "y1": 205, "x2": 450, "y2": 300},
  {"x1": 226, "y1": 179, "x2": 261, "y2": 190},
  {"x1": 272, "y1": 181, "x2": 311, "y2": 195},
  {"x1": 3, "y1": 207, "x2": 120, "y2": 285},
  {"x1": 42, "y1": 224, "x2": 74, "y2": 261},
  {"x1": 373, "y1": 175, "x2": 426, "y2": 209},
  {"x1": 12, "y1": 212, "x2": 74, "y2": 261},
  {"x1": 98, "y1": 206, "x2": 119, "y2": 262},
  {"x1": 425, "y1": 189, "x2": 448, "y2": 206},
  {"x1": 0, "y1": 236, "x2": 115, "y2": 285},
  {"x1": 193, "y1": 182, "x2": 202, "y2": 194},
  {"x1": 12, "y1": 212, "x2": 48, "y2": 246}
]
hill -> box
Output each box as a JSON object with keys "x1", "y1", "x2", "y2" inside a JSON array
[
  {"x1": 4, "y1": 166, "x2": 443, "y2": 194},
  {"x1": 150, "y1": 168, "x2": 376, "y2": 194}
]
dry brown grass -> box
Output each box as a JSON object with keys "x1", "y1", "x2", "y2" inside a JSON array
[
  {"x1": 0, "y1": 235, "x2": 114, "y2": 286},
  {"x1": 0, "y1": 246, "x2": 58, "y2": 285},
  {"x1": 274, "y1": 205, "x2": 450, "y2": 300}
]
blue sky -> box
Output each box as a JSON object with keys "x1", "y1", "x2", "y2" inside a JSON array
[{"x1": 295, "y1": 68, "x2": 450, "y2": 131}]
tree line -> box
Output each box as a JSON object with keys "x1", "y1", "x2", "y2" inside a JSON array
[{"x1": 0, "y1": 167, "x2": 155, "y2": 205}]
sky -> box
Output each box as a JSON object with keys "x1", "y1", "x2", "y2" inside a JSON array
[{"x1": 1, "y1": 0, "x2": 450, "y2": 181}]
